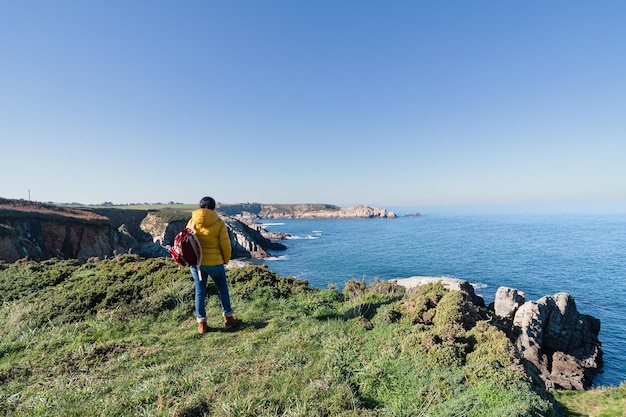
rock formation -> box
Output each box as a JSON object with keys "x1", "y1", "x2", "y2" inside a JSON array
[
  {"x1": 492, "y1": 286, "x2": 526, "y2": 319},
  {"x1": 394, "y1": 276, "x2": 485, "y2": 307},
  {"x1": 395, "y1": 277, "x2": 603, "y2": 390},
  {"x1": 1, "y1": 219, "x2": 114, "y2": 262},
  {"x1": 222, "y1": 217, "x2": 287, "y2": 259},
  {"x1": 512, "y1": 292, "x2": 603, "y2": 390}
]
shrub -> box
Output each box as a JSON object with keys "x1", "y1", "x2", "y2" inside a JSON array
[
  {"x1": 342, "y1": 278, "x2": 404, "y2": 300},
  {"x1": 342, "y1": 278, "x2": 367, "y2": 298},
  {"x1": 432, "y1": 290, "x2": 480, "y2": 342},
  {"x1": 465, "y1": 322, "x2": 516, "y2": 368},
  {"x1": 0, "y1": 258, "x2": 81, "y2": 302},
  {"x1": 370, "y1": 304, "x2": 403, "y2": 326},
  {"x1": 28, "y1": 255, "x2": 191, "y2": 325},
  {"x1": 394, "y1": 282, "x2": 447, "y2": 325},
  {"x1": 427, "y1": 341, "x2": 467, "y2": 368},
  {"x1": 227, "y1": 265, "x2": 309, "y2": 300}
]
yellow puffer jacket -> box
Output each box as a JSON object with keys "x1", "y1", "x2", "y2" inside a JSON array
[{"x1": 187, "y1": 208, "x2": 232, "y2": 266}]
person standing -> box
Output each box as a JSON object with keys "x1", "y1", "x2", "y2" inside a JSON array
[{"x1": 187, "y1": 196, "x2": 241, "y2": 333}]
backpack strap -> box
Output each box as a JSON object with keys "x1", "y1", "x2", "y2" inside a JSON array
[{"x1": 189, "y1": 221, "x2": 203, "y2": 280}]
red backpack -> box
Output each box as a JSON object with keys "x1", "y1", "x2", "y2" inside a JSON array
[{"x1": 171, "y1": 228, "x2": 202, "y2": 267}]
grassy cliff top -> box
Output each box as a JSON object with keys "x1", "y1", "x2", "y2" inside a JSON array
[
  {"x1": 0, "y1": 256, "x2": 622, "y2": 416},
  {"x1": 0, "y1": 198, "x2": 109, "y2": 224}
]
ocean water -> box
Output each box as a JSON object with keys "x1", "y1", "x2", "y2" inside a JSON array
[{"x1": 259, "y1": 205, "x2": 626, "y2": 387}]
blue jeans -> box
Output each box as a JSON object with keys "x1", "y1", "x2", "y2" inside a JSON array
[{"x1": 190, "y1": 264, "x2": 233, "y2": 322}]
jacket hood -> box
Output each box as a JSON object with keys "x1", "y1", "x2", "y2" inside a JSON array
[{"x1": 191, "y1": 208, "x2": 221, "y2": 228}]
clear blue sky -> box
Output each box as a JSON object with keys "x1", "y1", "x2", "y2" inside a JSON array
[{"x1": 2, "y1": 1, "x2": 625, "y2": 208}]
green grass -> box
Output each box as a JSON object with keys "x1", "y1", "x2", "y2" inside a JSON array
[
  {"x1": 0, "y1": 257, "x2": 622, "y2": 416},
  {"x1": 553, "y1": 384, "x2": 626, "y2": 417},
  {"x1": 61, "y1": 203, "x2": 198, "y2": 210}
]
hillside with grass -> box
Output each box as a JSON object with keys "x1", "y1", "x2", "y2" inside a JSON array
[{"x1": 1, "y1": 256, "x2": 624, "y2": 416}]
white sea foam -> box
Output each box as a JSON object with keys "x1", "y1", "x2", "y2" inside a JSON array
[
  {"x1": 286, "y1": 235, "x2": 319, "y2": 240},
  {"x1": 471, "y1": 282, "x2": 488, "y2": 290},
  {"x1": 265, "y1": 255, "x2": 289, "y2": 261},
  {"x1": 259, "y1": 222, "x2": 285, "y2": 227}
]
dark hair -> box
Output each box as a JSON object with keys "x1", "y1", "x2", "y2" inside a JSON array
[{"x1": 199, "y1": 196, "x2": 216, "y2": 210}]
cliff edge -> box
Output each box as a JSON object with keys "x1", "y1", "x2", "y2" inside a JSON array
[{"x1": 0, "y1": 198, "x2": 286, "y2": 263}]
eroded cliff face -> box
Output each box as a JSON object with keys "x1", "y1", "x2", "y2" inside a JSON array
[
  {"x1": 0, "y1": 202, "x2": 114, "y2": 262},
  {"x1": 0, "y1": 201, "x2": 285, "y2": 263},
  {"x1": 0, "y1": 200, "x2": 396, "y2": 263}
]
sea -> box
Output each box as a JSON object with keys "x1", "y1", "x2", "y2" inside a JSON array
[{"x1": 258, "y1": 203, "x2": 626, "y2": 388}]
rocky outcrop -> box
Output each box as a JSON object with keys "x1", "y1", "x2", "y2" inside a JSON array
[
  {"x1": 138, "y1": 213, "x2": 181, "y2": 257},
  {"x1": 394, "y1": 276, "x2": 485, "y2": 307},
  {"x1": 223, "y1": 217, "x2": 286, "y2": 259},
  {"x1": 134, "y1": 213, "x2": 286, "y2": 260},
  {"x1": 231, "y1": 213, "x2": 292, "y2": 241},
  {"x1": 512, "y1": 292, "x2": 603, "y2": 390},
  {"x1": 404, "y1": 212, "x2": 422, "y2": 217},
  {"x1": 492, "y1": 286, "x2": 526, "y2": 319},
  {"x1": 394, "y1": 278, "x2": 603, "y2": 390}
]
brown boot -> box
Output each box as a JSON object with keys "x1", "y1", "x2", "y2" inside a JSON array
[
  {"x1": 224, "y1": 315, "x2": 242, "y2": 329},
  {"x1": 198, "y1": 321, "x2": 209, "y2": 334}
]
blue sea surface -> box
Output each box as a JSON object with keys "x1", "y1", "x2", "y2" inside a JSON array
[{"x1": 260, "y1": 205, "x2": 626, "y2": 387}]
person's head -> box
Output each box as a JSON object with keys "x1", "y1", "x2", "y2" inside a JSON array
[{"x1": 199, "y1": 196, "x2": 216, "y2": 210}]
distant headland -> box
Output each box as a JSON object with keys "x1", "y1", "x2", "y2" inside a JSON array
[{"x1": 217, "y1": 203, "x2": 397, "y2": 219}]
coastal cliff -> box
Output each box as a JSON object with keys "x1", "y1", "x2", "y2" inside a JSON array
[
  {"x1": 0, "y1": 199, "x2": 285, "y2": 263},
  {"x1": 0, "y1": 199, "x2": 397, "y2": 263},
  {"x1": 219, "y1": 203, "x2": 397, "y2": 219},
  {"x1": 0, "y1": 198, "x2": 606, "y2": 393},
  {"x1": 0, "y1": 201, "x2": 113, "y2": 262}
]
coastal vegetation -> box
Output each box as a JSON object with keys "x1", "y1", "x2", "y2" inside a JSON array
[
  {"x1": 0, "y1": 256, "x2": 623, "y2": 416},
  {"x1": 554, "y1": 385, "x2": 626, "y2": 417}
]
